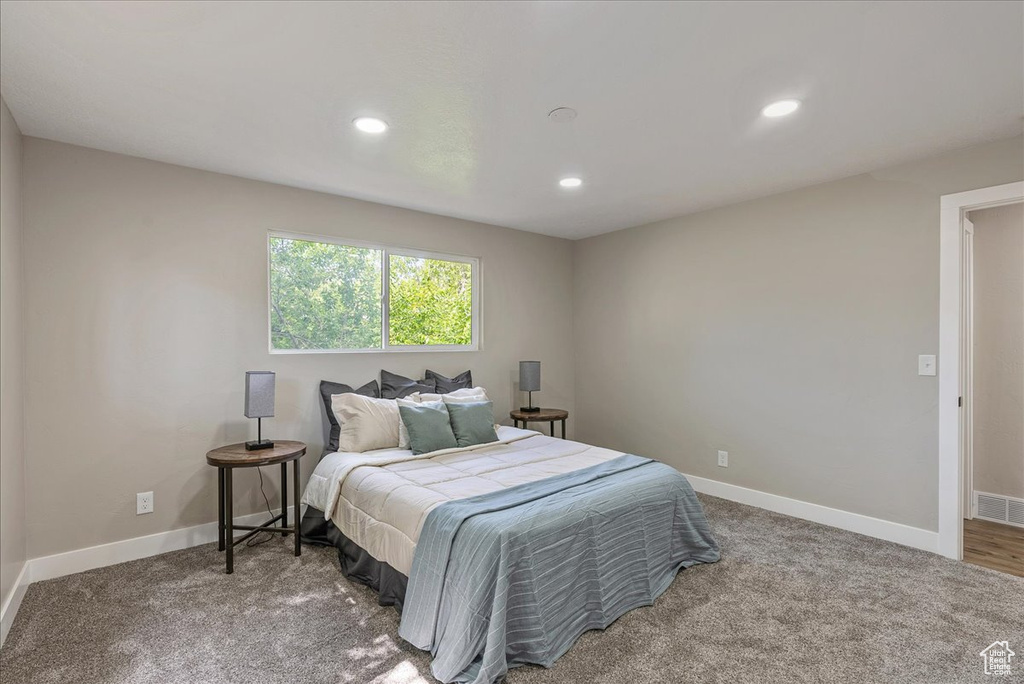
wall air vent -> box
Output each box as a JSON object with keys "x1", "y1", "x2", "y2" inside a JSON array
[
  {"x1": 974, "y1": 491, "x2": 1024, "y2": 528},
  {"x1": 1009, "y1": 499, "x2": 1024, "y2": 527}
]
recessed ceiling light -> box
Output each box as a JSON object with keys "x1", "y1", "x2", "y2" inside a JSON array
[
  {"x1": 353, "y1": 117, "x2": 388, "y2": 134},
  {"x1": 559, "y1": 177, "x2": 583, "y2": 188},
  {"x1": 761, "y1": 100, "x2": 800, "y2": 118}
]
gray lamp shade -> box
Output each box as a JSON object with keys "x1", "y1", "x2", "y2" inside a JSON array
[
  {"x1": 244, "y1": 371, "x2": 276, "y2": 418},
  {"x1": 519, "y1": 361, "x2": 541, "y2": 392}
]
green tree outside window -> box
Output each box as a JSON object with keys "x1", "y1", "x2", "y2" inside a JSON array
[
  {"x1": 269, "y1": 236, "x2": 474, "y2": 351},
  {"x1": 389, "y1": 255, "x2": 472, "y2": 346}
]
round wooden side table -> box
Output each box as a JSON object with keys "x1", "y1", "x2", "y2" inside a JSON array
[
  {"x1": 206, "y1": 440, "x2": 306, "y2": 574},
  {"x1": 509, "y1": 408, "x2": 569, "y2": 439}
]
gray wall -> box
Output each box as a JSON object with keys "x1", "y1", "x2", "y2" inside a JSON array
[
  {"x1": 573, "y1": 136, "x2": 1024, "y2": 532},
  {"x1": 970, "y1": 202, "x2": 1023, "y2": 500},
  {"x1": 21, "y1": 138, "x2": 575, "y2": 558},
  {"x1": 12, "y1": 128, "x2": 1024, "y2": 562},
  {"x1": 1, "y1": 98, "x2": 27, "y2": 606}
]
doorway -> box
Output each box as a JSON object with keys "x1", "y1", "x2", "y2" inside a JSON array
[
  {"x1": 938, "y1": 182, "x2": 1023, "y2": 562},
  {"x1": 960, "y1": 202, "x2": 1024, "y2": 576}
]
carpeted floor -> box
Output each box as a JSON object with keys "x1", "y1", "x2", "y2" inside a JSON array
[{"x1": 1, "y1": 495, "x2": 1021, "y2": 684}]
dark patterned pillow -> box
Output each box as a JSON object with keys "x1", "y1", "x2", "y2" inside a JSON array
[
  {"x1": 424, "y1": 369, "x2": 473, "y2": 394},
  {"x1": 319, "y1": 380, "x2": 380, "y2": 452},
  {"x1": 380, "y1": 370, "x2": 436, "y2": 399}
]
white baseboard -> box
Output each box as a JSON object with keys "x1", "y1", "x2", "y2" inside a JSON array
[
  {"x1": 683, "y1": 474, "x2": 940, "y2": 554},
  {"x1": 30, "y1": 505, "x2": 299, "y2": 583},
  {"x1": 0, "y1": 505, "x2": 297, "y2": 647},
  {"x1": 0, "y1": 562, "x2": 31, "y2": 647}
]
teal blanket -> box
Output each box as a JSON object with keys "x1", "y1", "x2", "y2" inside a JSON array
[{"x1": 398, "y1": 455, "x2": 720, "y2": 683}]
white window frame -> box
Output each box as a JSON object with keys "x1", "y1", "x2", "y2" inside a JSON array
[{"x1": 268, "y1": 230, "x2": 481, "y2": 354}]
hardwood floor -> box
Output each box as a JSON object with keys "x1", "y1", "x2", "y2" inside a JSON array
[{"x1": 963, "y1": 518, "x2": 1024, "y2": 577}]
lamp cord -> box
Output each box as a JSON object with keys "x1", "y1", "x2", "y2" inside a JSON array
[{"x1": 245, "y1": 467, "x2": 277, "y2": 548}]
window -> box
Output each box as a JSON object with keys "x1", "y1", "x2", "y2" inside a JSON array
[
  {"x1": 388, "y1": 254, "x2": 472, "y2": 346},
  {"x1": 269, "y1": 233, "x2": 478, "y2": 352}
]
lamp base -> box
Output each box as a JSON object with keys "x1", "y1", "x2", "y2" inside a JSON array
[
  {"x1": 518, "y1": 406, "x2": 541, "y2": 413},
  {"x1": 245, "y1": 439, "x2": 275, "y2": 451}
]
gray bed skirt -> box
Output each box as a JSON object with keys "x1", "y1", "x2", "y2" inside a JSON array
[{"x1": 300, "y1": 506, "x2": 408, "y2": 612}]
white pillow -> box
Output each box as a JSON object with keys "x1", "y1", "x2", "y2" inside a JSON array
[
  {"x1": 396, "y1": 397, "x2": 418, "y2": 449},
  {"x1": 412, "y1": 387, "x2": 489, "y2": 404},
  {"x1": 331, "y1": 393, "x2": 400, "y2": 453},
  {"x1": 442, "y1": 391, "x2": 488, "y2": 405}
]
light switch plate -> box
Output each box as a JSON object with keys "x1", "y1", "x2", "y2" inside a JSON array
[{"x1": 918, "y1": 355, "x2": 936, "y2": 376}]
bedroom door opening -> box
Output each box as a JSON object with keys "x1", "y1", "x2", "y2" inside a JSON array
[
  {"x1": 938, "y1": 182, "x2": 1023, "y2": 562},
  {"x1": 958, "y1": 201, "x2": 1024, "y2": 577}
]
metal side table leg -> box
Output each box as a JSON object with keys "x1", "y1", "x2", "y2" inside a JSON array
[
  {"x1": 280, "y1": 462, "x2": 288, "y2": 537},
  {"x1": 293, "y1": 458, "x2": 301, "y2": 557},
  {"x1": 225, "y1": 468, "x2": 233, "y2": 574},
  {"x1": 217, "y1": 467, "x2": 225, "y2": 552}
]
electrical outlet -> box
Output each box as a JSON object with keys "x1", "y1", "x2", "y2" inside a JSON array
[
  {"x1": 136, "y1": 491, "x2": 154, "y2": 515},
  {"x1": 717, "y1": 450, "x2": 729, "y2": 467}
]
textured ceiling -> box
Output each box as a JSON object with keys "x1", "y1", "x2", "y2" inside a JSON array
[{"x1": 1, "y1": 1, "x2": 1022, "y2": 239}]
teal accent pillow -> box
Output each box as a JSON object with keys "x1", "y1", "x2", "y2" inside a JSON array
[
  {"x1": 399, "y1": 401, "x2": 458, "y2": 455},
  {"x1": 446, "y1": 401, "x2": 499, "y2": 448}
]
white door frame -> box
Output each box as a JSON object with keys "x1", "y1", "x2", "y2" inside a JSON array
[
  {"x1": 960, "y1": 215, "x2": 974, "y2": 521},
  {"x1": 938, "y1": 181, "x2": 1023, "y2": 559}
]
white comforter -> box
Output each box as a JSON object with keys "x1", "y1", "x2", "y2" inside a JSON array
[{"x1": 302, "y1": 426, "x2": 625, "y2": 575}]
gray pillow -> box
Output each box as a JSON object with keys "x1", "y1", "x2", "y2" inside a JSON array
[
  {"x1": 399, "y1": 401, "x2": 458, "y2": 455},
  {"x1": 319, "y1": 380, "x2": 380, "y2": 453},
  {"x1": 446, "y1": 401, "x2": 499, "y2": 448},
  {"x1": 425, "y1": 369, "x2": 473, "y2": 394},
  {"x1": 381, "y1": 370, "x2": 436, "y2": 399}
]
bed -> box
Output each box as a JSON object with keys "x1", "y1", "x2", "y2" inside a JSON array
[{"x1": 301, "y1": 423, "x2": 720, "y2": 684}]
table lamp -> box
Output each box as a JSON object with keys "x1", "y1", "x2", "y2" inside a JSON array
[
  {"x1": 244, "y1": 371, "x2": 275, "y2": 451},
  {"x1": 519, "y1": 361, "x2": 541, "y2": 412}
]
